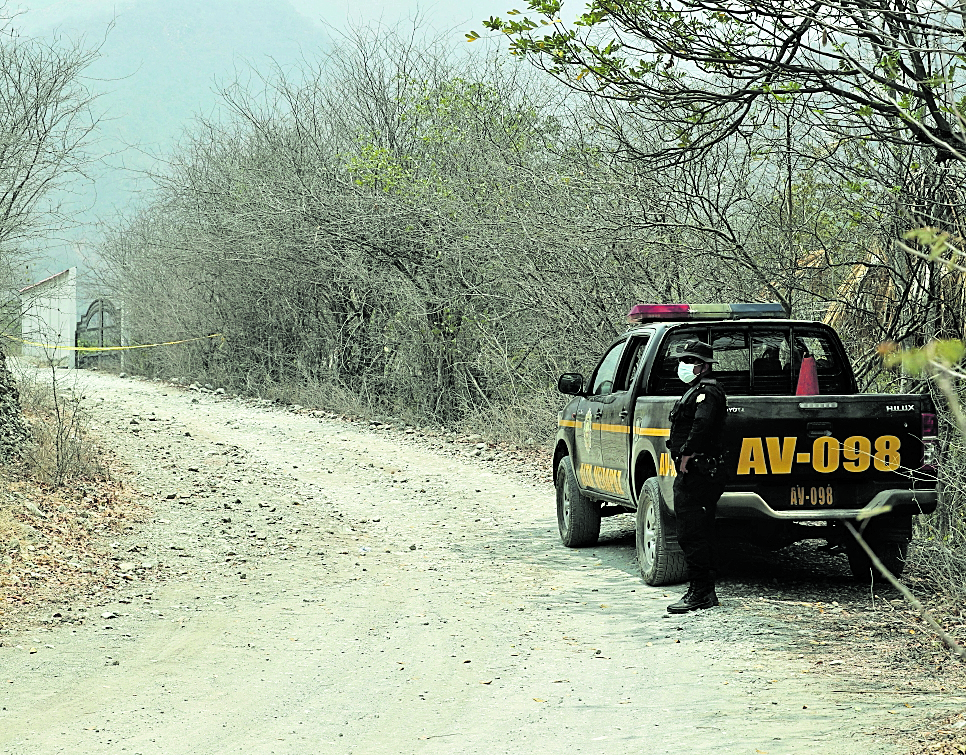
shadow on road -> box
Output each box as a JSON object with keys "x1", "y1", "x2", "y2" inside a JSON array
[{"x1": 559, "y1": 512, "x2": 882, "y2": 603}]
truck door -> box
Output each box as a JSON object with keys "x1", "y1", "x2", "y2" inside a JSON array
[
  {"x1": 597, "y1": 334, "x2": 652, "y2": 497},
  {"x1": 575, "y1": 338, "x2": 628, "y2": 496}
]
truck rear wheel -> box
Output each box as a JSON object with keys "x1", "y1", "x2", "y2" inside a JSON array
[
  {"x1": 556, "y1": 456, "x2": 600, "y2": 547},
  {"x1": 846, "y1": 531, "x2": 909, "y2": 580},
  {"x1": 636, "y1": 477, "x2": 687, "y2": 586}
]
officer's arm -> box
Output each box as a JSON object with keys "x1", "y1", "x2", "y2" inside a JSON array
[{"x1": 682, "y1": 391, "x2": 722, "y2": 456}]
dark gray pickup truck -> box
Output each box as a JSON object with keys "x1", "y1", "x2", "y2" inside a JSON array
[{"x1": 553, "y1": 303, "x2": 939, "y2": 584}]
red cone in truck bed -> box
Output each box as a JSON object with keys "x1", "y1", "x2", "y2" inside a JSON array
[{"x1": 795, "y1": 356, "x2": 819, "y2": 395}]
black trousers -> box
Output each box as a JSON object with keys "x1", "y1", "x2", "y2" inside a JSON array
[{"x1": 672, "y1": 469, "x2": 725, "y2": 583}]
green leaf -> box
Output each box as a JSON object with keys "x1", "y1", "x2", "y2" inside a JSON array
[{"x1": 882, "y1": 339, "x2": 966, "y2": 373}]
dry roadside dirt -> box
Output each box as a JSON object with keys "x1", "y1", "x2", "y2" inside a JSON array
[{"x1": 1, "y1": 369, "x2": 964, "y2": 755}]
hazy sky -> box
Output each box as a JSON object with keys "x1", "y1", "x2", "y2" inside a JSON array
[
  {"x1": 13, "y1": 0, "x2": 497, "y2": 34},
  {"x1": 7, "y1": 0, "x2": 513, "y2": 285}
]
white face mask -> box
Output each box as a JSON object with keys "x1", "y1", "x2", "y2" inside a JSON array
[{"x1": 678, "y1": 361, "x2": 701, "y2": 384}]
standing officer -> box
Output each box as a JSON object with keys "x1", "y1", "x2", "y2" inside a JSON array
[{"x1": 666, "y1": 339, "x2": 727, "y2": 614}]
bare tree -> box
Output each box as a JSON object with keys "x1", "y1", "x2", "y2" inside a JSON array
[
  {"x1": 100, "y1": 25, "x2": 695, "y2": 431},
  {"x1": 0, "y1": 14, "x2": 101, "y2": 292}
]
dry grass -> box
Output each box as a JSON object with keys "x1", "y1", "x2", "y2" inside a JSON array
[
  {"x1": 0, "y1": 365, "x2": 141, "y2": 623},
  {"x1": 11, "y1": 364, "x2": 110, "y2": 486},
  {"x1": 908, "y1": 535, "x2": 966, "y2": 604},
  {"x1": 459, "y1": 387, "x2": 559, "y2": 445},
  {"x1": 0, "y1": 475, "x2": 143, "y2": 617},
  {"x1": 18, "y1": 403, "x2": 109, "y2": 486},
  {"x1": 907, "y1": 710, "x2": 966, "y2": 754}
]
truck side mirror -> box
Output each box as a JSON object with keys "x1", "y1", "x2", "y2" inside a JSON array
[{"x1": 558, "y1": 373, "x2": 585, "y2": 395}]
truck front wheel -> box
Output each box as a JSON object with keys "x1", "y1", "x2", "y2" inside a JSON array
[
  {"x1": 636, "y1": 477, "x2": 688, "y2": 586},
  {"x1": 846, "y1": 532, "x2": 909, "y2": 580},
  {"x1": 556, "y1": 456, "x2": 600, "y2": 547}
]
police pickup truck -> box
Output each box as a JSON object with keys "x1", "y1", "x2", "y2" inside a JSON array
[{"x1": 553, "y1": 303, "x2": 939, "y2": 584}]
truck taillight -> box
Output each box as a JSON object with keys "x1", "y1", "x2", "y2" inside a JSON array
[{"x1": 922, "y1": 412, "x2": 939, "y2": 471}]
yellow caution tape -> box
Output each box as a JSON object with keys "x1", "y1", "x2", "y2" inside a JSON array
[{"x1": 2, "y1": 333, "x2": 225, "y2": 352}]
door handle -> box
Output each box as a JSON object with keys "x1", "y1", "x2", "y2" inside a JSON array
[
  {"x1": 594, "y1": 409, "x2": 603, "y2": 419},
  {"x1": 807, "y1": 422, "x2": 833, "y2": 438},
  {"x1": 619, "y1": 409, "x2": 629, "y2": 420}
]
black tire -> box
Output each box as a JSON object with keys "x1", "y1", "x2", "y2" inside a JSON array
[
  {"x1": 636, "y1": 477, "x2": 688, "y2": 586},
  {"x1": 555, "y1": 456, "x2": 600, "y2": 547},
  {"x1": 846, "y1": 530, "x2": 909, "y2": 581}
]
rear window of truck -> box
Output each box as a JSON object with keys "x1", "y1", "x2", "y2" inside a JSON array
[{"x1": 648, "y1": 324, "x2": 853, "y2": 396}]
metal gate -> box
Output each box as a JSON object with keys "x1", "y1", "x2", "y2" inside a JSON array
[{"x1": 75, "y1": 298, "x2": 120, "y2": 368}]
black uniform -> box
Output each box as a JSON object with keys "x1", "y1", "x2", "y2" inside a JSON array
[{"x1": 668, "y1": 376, "x2": 727, "y2": 584}]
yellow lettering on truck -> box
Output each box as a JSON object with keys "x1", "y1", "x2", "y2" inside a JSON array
[
  {"x1": 736, "y1": 435, "x2": 901, "y2": 474},
  {"x1": 736, "y1": 437, "x2": 768, "y2": 475},
  {"x1": 578, "y1": 463, "x2": 623, "y2": 494},
  {"x1": 766, "y1": 437, "x2": 796, "y2": 474}
]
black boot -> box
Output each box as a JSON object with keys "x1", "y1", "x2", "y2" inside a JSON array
[{"x1": 666, "y1": 581, "x2": 719, "y2": 614}]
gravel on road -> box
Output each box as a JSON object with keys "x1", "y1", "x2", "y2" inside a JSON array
[{"x1": 1, "y1": 369, "x2": 962, "y2": 755}]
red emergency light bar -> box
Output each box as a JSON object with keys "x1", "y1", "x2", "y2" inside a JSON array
[{"x1": 627, "y1": 302, "x2": 786, "y2": 324}]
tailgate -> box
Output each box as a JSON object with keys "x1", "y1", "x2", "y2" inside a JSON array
[{"x1": 723, "y1": 394, "x2": 928, "y2": 511}]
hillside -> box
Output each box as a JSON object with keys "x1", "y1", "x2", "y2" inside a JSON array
[{"x1": 16, "y1": 0, "x2": 328, "y2": 287}]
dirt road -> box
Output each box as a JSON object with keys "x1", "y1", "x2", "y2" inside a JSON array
[{"x1": 1, "y1": 370, "x2": 960, "y2": 754}]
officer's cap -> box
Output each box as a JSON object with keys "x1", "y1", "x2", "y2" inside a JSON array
[{"x1": 678, "y1": 339, "x2": 717, "y2": 363}]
